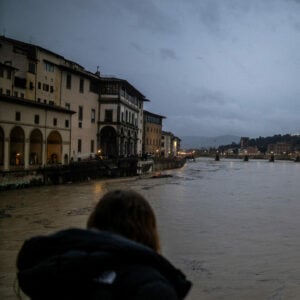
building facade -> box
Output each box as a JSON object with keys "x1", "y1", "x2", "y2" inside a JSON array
[
  {"x1": 0, "y1": 36, "x2": 102, "y2": 163},
  {"x1": 59, "y1": 63, "x2": 100, "y2": 160},
  {"x1": 267, "y1": 143, "x2": 291, "y2": 154},
  {"x1": 0, "y1": 36, "x2": 178, "y2": 171},
  {"x1": 161, "y1": 131, "x2": 181, "y2": 157},
  {"x1": 0, "y1": 95, "x2": 74, "y2": 171},
  {"x1": 143, "y1": 110, "x2": 165, "y2": 156},
  {"x1": 99, "y1": 77, "x2": 146, "y2": 157}
]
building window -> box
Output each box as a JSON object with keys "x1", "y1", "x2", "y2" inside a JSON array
[
  {"x1": 66, "y1": 73, "x2": 71, "y2": 89},
  {"x1": 65, "y1": 103, "x2": 70, "y2": 110},
  {"x1": 91, "y1": 109, "x2": 96, "y2": 123},
  {"x1": 6, "y1": 89, "x2": 10, "y2": 96},
  {"x1": 16, "y1": 112, "x2": 21, "y2": 121},
  {"x1": 34, "y1": 115, "x2": 40, "y2": 124},
  {"x1": 79, "y1": 78, "x2": 84, "y2": 93},
  {"x1": 53, "y1": 118, "x2": 57, "y2": 126},
  {"x1": 50, "y1": 86, "x2": 54, "y2": 93},
  {"x1": 43, "y1": 83, "x2": 49, "y2": 91},
  {"x1": 78, "y1": 106, "x2": 83, "y2": 121},
  {"x1": 101, "y1": 83, "x2": 119, "y2": 95},
  {"x1": 90, "y1": 79, "x2": 99, "y2": 93},
  {"x1": 0, "y1": 68, "x2": 3, "y2": 77},
  {"x1": 44, "y1": 61, "x2": 54, "y2": 72},
  {"x1": 121, "y1": 112, "x2": 124, "y2": 122},
  {"x1": 91, "y1": 140, "x2": 95, "y2": 153},
  {"x1": 78, "y1": 139, "x2": 82, "y2": 153},
  {"x1": 38, "y1": 82, "x2": 41, "y2": 89},
  {"x1": 14, "y1": 92, "x2": 18, "y2": 97},
  {"x1": 104, "y1": 110, "x2": 113, "y2": 122},
  {"x1": 65, "y1": 120, "x2": 69, "y2": 128},
  {"x1": 28, "y1": 62, "x2": 36, "y2": 74},
  {"x1": 7, "y1": 70, "x2": 11, "y2": 79},
  {"x1": 78, "y1": 122, "x2": 82, "y2": 128}
]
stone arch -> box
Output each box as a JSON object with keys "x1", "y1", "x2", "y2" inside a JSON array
[
  {"x1": 47, "y1": 131, "x2": 62, "y2": 164},
  {"x1": 100, "y1": 126, "x2": 117, "y2": 158},
  {"x1": 29, "y1": 129, "x2": 43, "y2": 165},
  {"x1": 10, "y1": 126, "x2": 25, "y2": 166},
  {"x1": 0, "y1": 126, "x2": 4, "y2": 166}
]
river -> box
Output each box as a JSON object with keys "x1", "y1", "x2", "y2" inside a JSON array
[{"x1": 1, "y1": 157, "x2": 300, "y2": 299}]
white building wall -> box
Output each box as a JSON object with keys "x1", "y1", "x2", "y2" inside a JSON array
[
  {"x1": 0, "y1": 100, "x2": 72, "y2": 170},
  {"x1": 35, "y1": 50, "x2": 62, "y2": 105},
  {"x1": 60, "y1": 72, "x2": 99, "y2": 160}
]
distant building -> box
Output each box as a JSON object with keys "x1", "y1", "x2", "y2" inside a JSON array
[
  {"x1": 172, "y1": 136, "x2": 181, "y2": 156},
  {"x1": 267, "y1": 143, "x2": 291, "y2": 154},
  {"x1": 239, "y1": 146, "x2": 259, "y2": 155},
  {"x1": 161, "y1": 131, "x2": 172, "y2": 157},
  {"x1": 143, "y1": 110, "x2": 165, "y2": 156}
]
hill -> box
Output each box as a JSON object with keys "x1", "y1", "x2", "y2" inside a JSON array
[{"x1": 180, "y1": 135, "x2": 240, "y2": 149}]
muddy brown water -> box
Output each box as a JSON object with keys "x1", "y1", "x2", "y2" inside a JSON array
[{"x1": 1, "y1": 158, "x2": 300, "y2": 299}]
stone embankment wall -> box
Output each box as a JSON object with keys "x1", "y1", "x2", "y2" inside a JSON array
[
  {"x1": 0, "y1": 171, "x2": 44, "y2": 191},
  {"x1": 0, "y1": 158, "x2": 186, "y2": 191},
  {"x1": 153, "y1": 158, "x2": 186, "y2": 171}
]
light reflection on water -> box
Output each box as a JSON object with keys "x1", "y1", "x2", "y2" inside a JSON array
[{"x1": 1, "y1": 158, "x2": 300, "y2": 299}]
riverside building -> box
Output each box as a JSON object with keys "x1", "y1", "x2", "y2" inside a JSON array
[
  {"x1": 0, "y1": 36, "x2": 150, "y2": 171},
  {"x1": 161, "y1": 131, "x2": 181, "y2": 157},
  {"x1": 99, "y1": 77, "x2": 147, "y2": 158},
  {"x1": 143, "y1": 110, "x2": 165, "y2": 156}
]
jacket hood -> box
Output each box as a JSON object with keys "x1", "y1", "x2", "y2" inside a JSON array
[{"x1": 17, "y1": 228, "x2": 191, "y2": 299}]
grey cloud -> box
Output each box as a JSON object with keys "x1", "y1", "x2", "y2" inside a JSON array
[
  {"x1": 110, "y1": 0, "x2": 181, "y2": 35},
  {"x1": 2, "y1": 0, "x2": 300, "y2": 137},
  {"x1": 188, "y1": 0, "x2": 222, "y2": 33},
  {"x1": 160, "y1": 48, "x2": 178, "y2": 60},
  {"x1": 190, "y1": 89, "x2": 228, "y2": 105},
  {"x1": 130, "y1": 42, "x2": 149, "y2": 55}
]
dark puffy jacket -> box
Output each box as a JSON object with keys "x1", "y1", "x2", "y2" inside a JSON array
[{"x1": 17, "y1": 228, "x2": 191, "y2": 300}]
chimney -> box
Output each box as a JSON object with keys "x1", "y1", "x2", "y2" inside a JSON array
[{"x1": 95, "y1": 66, "x2": 100, "y2": 77}]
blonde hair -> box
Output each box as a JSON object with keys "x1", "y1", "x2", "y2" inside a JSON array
[{"x1": 87, "y1": 190, "x2": 160, "y2": 252}]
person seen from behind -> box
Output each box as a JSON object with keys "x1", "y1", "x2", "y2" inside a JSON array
[{"x1": 17, "y1": 190, "x2": 192, "y2": 299}]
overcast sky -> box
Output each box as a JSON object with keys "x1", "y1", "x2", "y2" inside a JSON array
[{"x1": 1, "y1": 0, "x2": 300, "y2": 138}]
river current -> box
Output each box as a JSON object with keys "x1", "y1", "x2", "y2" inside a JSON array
[{"x1": 1, "y1": 157, "x2": 300, "y2": 299}]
